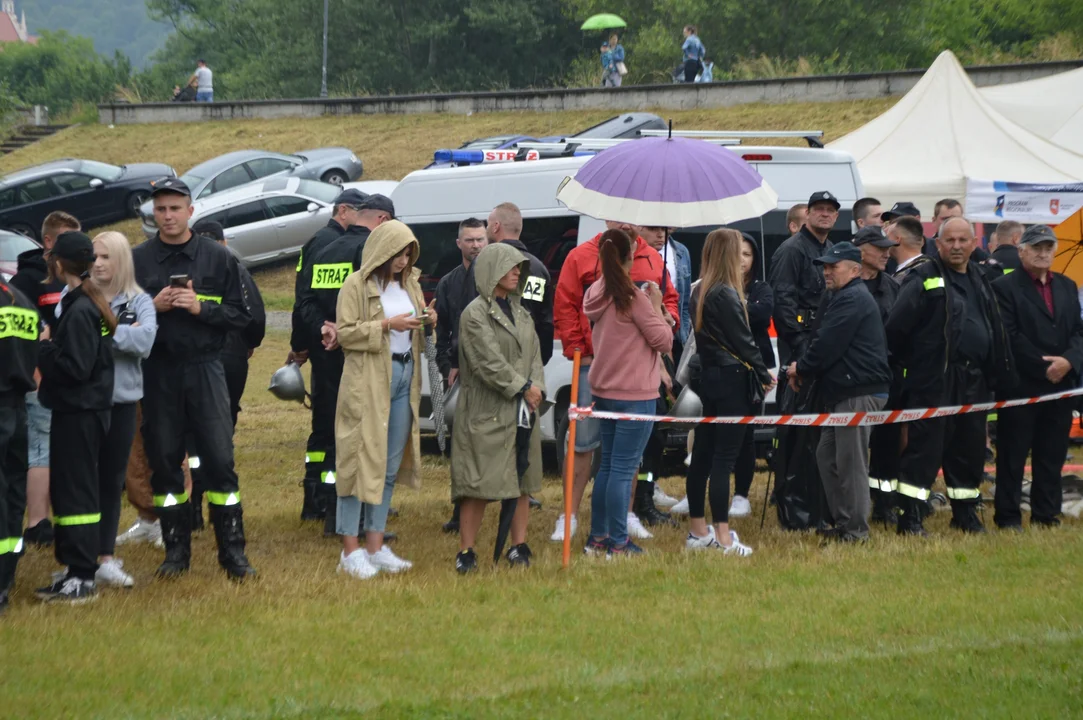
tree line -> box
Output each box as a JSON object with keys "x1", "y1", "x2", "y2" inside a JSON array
[{"x1": 1, "y1": 0, "x2": 1082, "y2": 120}]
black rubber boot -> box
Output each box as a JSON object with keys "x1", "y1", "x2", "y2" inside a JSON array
[
  {"x1": 156, "y1": 505, "x2": 192, "y2": 578},
  {"x1": 870, "y1": 488, "x2": 896, "y2": 525},
  {"x1": 300, "y1": 479, "x2": 324, "y2": 521},
  {"x1": 896, "y1": 496, "x2": 928, "y2": 537},
  {"x1": 442, "y1": 500, "x2": 461, "y2": 534},
  {"x1": 949, "y1": 501, "x2": 986, "y2": 534},
  {"x1": 190, "y1": 488, "x2": 205, "y2": 533},
  {"x1": 210, "y1": 504, "x2": 256, "y2": 581},
  {"x1": 633, "y1": 480, "x2": 676, "y2": 527},
  {"x1": 322, "y1": 496, "x2": 338, "y2": 538},
  {"x1": 316, "y1": 483, "x2": 337, "y2": 535}
]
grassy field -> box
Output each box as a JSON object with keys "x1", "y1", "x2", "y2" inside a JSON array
[
  {"x1": 2, "y1": 330, "x2": 1082, "y2": 719},
  {"x1": 0, "y1": 100, "x2": 897, "y2": 311}
]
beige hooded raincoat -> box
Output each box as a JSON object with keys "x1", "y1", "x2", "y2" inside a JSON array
[{"x1": 334, "y1": 220, "x2": 424, "y2": 504}]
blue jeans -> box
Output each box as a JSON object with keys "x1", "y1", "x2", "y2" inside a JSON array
[
  {"x1": 196, "y1": 90, "x2": 213, "y2": 102},
  {"x1": 590, "y1": 396, "x2": 656, "y2": 546},
  {"x1": 336, "y1": 357, "x2": 413, "y2": 536}
]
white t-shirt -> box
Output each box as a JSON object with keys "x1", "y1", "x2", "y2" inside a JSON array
[
  {"x1": 662, "y1": 241, "x2": 678, "y2": 289},
  {"x1": 195, "y1": 67, "x2": 213, "y2": 91},
  {"x1": 380, "y1": 280, "x2": 414, "y2": 354}
]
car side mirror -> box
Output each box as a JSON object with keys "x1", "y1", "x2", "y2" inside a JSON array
[
  {"x1": 89, "y1": 178, "x2": 104, "y2": 189},
  {"x1": 307, "y1": 202, "x2": 319, "y2": 213}
]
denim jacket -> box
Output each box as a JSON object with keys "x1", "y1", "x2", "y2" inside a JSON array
[{"x1": 662, "y1": 239, "x2": 693, "y2": 345}]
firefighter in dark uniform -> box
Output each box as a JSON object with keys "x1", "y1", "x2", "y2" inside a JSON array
[
  {"x1": 291, "y1": 189, "x2": 366, "y2": 521},
  {"x1": 852, "y1": 227, "x2": 902, "y2": 523},
  {"x1": 0, "y1": 279, "x2": 38, "y2": 614},
  {"x1": 769, "y1": 191, "x2": 840, "y2": 368},
  {"x1": 132, "y1": 178, "x2": 255, "y2": 580},
  {"x1": 885, "y1": 217, "x2": 1014, "y2": 536},
  {"x1": 992, "y1": 225, "x2": 1083, "y2": 530},
  {"x1": 297, "y1": 194, "x2": 394, "y2": 534}
]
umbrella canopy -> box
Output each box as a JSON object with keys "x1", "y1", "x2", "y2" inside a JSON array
[
  {"x1": 556, "y1": 136, "x2": 778, "y2": 228},
  {"x1": 581, "y1": 13, "x2": 626, "y2": 30},
  {"x1": 1052, "y1": 207, "x2": 1083, "y2": 286}
]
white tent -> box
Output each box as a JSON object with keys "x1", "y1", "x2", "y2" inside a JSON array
[
  {"x1": 829, "y1": 51, "x2": 1083, "y2": 218},
  {"x1": 980, "y1": 66, "x2": 1083, "y2": 155}
]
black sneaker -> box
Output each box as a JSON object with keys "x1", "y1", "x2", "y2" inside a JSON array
[
  {"x1": 23, "y1": 519, "x2": 53, "y2": 547},
  {"x1": 506, "y1": 543, "x2": 532, "y2": 567},
  {"x1": 949, "y1": 505, "x2": 986, "y2": 534},
  {"x1": 815, "y1": 525, "x2": 841, "y2": 539},
  {"x1": 997, "y1": 523, "x2": 1025, "y2": 534},
  {"x1": 0, "y1": 589, "x2": 9, "y2": 615},
  {"x1": 441, "y1": 519, "x2": 460, "y2": 534},
  {"x1": 607, "y1": 541, "x2": 645, "y2": 558},
  {"x1": 455, "y1": 549, "x2": 478, "y2": 574},
  {"x1": 36, "y1": 576, "x2": 97, "y2": 604},
  {"x1": 528, "y1": 496, "x2": 542, "y2": 510},
  {"x1": 833, "y1": 532, "x2": 869, "y2": 544}
]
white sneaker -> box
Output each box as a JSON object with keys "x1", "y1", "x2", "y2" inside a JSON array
[
  {"x1": 684, "y1": 452, "x2": 692, "y2": 467},
  {"x1": 116, "y1": 519, "x2": 162, "y2": 546},
  {"x1": 721, "y1": 530, "x2": 753, "y2": 557},
  {"x1": 670, "y1": 497, "x2": 690, "y2": 515},
  {"x1": 626, "y1": 512, "x2": 653, "y2": 540},
  {"x1": 729, "y1": 495, "x2": 752, "y2": 518},
  {"x1": 685, "y1": 526, "x2": 718, "y2": 550},
  {"x1": 95, "y1": 559, "x2": 135, "y2": 588},
  {"x1": 654, "y1": 485, "x2": 679, "y2": 508},
  {"x1": 550, "y1": 514, "x2": 578, "y2": 542},
  {"x1": 366, "y1": 545, "x2": 412, "y2": 573},
  {"x1": 337, "y1": 549, "x2": 378, "y2": 580}
]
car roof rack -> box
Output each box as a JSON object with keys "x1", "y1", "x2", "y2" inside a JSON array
[
  {"x1": 515, "y1": 138, "x2": 741, "y2": 153},
  {"x1": 638, "y1": 129, "x2": 826, "y2": 148}
]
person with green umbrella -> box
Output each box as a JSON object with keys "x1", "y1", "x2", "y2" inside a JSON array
[{"x1": 603, "y1": 33, "x2": 625, "y2": 87}]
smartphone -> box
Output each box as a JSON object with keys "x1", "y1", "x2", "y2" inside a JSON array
[{"x1": 170, "y1": 274, "x2": 190, "y2": 289}]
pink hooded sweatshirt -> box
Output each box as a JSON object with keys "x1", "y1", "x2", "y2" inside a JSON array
[{"x1": 584, "y1": 278, "x2": 674, "y2": 401}]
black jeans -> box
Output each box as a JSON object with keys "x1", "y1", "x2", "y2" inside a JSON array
[
  {"x1": 733, "y1": 426, "x2": 758, "y2": 499},
  {"x1": 50, "y1": 409, "x2": 110, "y2": 580},
  {"x1": 683, "y1": 59, "x2": 701, "y2": 82},
  {"x1": 0, "y1": 397, "x2": 28, "y2": 591},
  {"x1": 995, "y1": 397, "x2": 1073, "y2": 526},
  {"x1": 686, "y1": 365, "x2": 753, "y2": 522},
  {"x1": 222, "y1": 350, "x2": 249, "y2": 429},
  {"x1": 98, "y1": 402, "x2": 138, "y2": 557}
]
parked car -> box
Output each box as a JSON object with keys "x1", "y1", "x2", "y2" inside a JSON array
[
  {"x1": 1, "y1": 229, "x2": 39, "y2": 281},
  {"x1": 0, "y1": 159, "x2": 176, "y2": 240},
  {"x1": 140, "y1": 148, "x2": 363, "y2": 237},
  {"x1": 172, "y1": 177, "x2": 393, "y2": 268},
  {"x1": 565, "y1": 112, "x2": 667, "y2": 140}
]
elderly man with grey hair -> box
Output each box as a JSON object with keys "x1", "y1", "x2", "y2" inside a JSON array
[{"x1": 785, "y1": 242, "x2": 892, "y2": 542}]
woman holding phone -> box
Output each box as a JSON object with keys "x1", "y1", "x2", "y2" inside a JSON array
[
  {"x1": 332, "y1": 220, "x2": 433, "y2": 580},
  {"x1": 35, "y1": 232, "x2": 115, "y2": 603},
  {"x1": 89, "y1": 231, "x2": 157, "y2": 587}
]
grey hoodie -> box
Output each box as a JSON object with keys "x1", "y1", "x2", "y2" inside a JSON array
[{"x1": 109, "y1": 291, "x2": 157, "y2": 403}]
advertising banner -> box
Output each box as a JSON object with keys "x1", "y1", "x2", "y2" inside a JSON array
[{"x1": 965, "y1": 179, "x2": 1083, "y2": 223}]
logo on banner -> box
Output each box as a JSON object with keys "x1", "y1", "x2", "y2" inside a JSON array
[
  {"x1": 1051, "y1": 198, "x2": 1060, "y2": 215},
  {"x1": 995, "y1": 195, "x2": 1006, "y2": 217}
]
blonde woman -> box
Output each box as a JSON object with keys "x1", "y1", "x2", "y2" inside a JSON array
[
  {"x1": 90, "y1": 231, "x2": 157, "y2": 587},
  {"x1": 685, "y1": 229, "x2": 774, "y2": 555},
  {"x1": 332, "y1": 220, "x2": 435, "y2": 580}
]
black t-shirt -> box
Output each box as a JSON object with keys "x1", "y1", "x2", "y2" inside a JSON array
[
  {"x1": 495, "y1": 296, "x2": 516, "y2": 324},
  {"x1": 948, "y1": 270, "x2": 990, "y2": 364}
]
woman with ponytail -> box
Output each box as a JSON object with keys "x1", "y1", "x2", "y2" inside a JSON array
[
  {"x1": 34, "y1": 231, "x2": 116, "y2": 604},
  {"x1": 582, "y1": 229, "x2": 673, "y2": 557}
]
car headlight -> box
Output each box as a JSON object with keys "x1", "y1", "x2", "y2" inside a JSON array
[{"x1": 350, "y1": 154, "x2": 359, "y2": 164}]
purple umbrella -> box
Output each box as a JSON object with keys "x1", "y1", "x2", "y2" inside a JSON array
[{"x1": 556, "y1": 136, "x2": 778, "y2": 227}]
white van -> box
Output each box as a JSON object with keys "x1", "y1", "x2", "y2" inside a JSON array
[{"x1": 392, "y1": 146, "x2": 864, "y2": 464}]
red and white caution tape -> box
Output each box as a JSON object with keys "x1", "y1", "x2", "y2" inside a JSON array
[{"x1": 568, "y1": 386, "x2": 1083, "y2": 428}]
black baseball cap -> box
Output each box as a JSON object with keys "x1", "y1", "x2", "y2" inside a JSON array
[
  {"x1": 51, "y1": 231, "x2": 95, "y2": 262},
  {"x1": 357, "y1": 194, "x2": 395, "y2": 218},
  {"x1": 150, "y1": 177, "x2": 191, "y2": 197},
  {"x1": 881, "y1": 201, "x2": 921, "y2": 222},
  {"x1": 193, "y1": 219, "x2": 225, "y2": 241},
  {"x1": 1019, "y1": 224, "x2": 1057, "y2": 246},
  {"x1": 808, "y1": 191, "x2": 841, "y2": 210},
  {"x1": 334, "y1": 188, "x2": 368, "y2": 207},
  {"x1": 852, "y1": 226, "x2": 897, "y2": 248},
  {"x1": 813, "y1": 241, "x2": 862, "y2": 265}
]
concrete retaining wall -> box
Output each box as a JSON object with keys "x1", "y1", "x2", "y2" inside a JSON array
[{"x1": 98, "y1": 59, "x2": 1083, "y2": 125}]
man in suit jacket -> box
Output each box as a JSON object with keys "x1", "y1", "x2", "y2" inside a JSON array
[{"x1": 992, "y1": 224, "x2": 1083, "y2": 530}]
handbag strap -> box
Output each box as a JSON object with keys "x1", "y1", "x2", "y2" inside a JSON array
[{"x1": 704, "y1": 328, "x2": 755, "y2": 373}]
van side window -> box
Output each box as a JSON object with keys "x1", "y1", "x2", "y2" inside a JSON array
[
  {"x1": 409, "y1": 222, "x2": 462, "y2": 296},
  {"x1": 520, "y1": 216, "x2": 581, "y2": 280},
  {"x1": 672, "y1": 216, "x2": 765, "y2": 282}
]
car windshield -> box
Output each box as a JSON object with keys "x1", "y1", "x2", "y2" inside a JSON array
[
  {"x1": 297, "y1": 180, "x2": 340, "y2": 203},
  {"x1": 0, "y1": 232, "x2": 38, "y2": 262},
  {"x1": 79, "y1": 160, "x2": 124, "y2": 181},
  {"x1": 179, "y1": 173, "x2": 205, "y2": 189}
]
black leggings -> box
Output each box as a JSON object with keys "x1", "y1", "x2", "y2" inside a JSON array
[
  {"x1": 686, "y1": 366, "x2": 752, "y2": 522},
  {"x1": 733, "y1": 426, "x2": 757, "y2": 499},
  {"x1": 99, "y1": 402, "x2": 138, "y2": 557},
  {"x1": 684, "y1": 59, "x2": 701, "y2": 82}
]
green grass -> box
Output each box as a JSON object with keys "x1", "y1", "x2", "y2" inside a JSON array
[{"x1": 2, "y1": 330, "x2": 1082, "y2": 718}]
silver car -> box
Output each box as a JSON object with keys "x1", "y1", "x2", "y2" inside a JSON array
[{"x1": 140, "y1": 148, "x2": 363, "y2": 237}]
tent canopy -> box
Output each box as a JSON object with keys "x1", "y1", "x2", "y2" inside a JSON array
[
  {"x1": 829, "y1": 51, "x2": 1083, "y2": 216},
  {"x1": 981, "y1": 66, "x2": 1083, "y2": 155}
]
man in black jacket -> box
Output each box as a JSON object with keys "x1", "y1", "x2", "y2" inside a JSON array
[
  {"x1": 297, "y1": 194, "x2": 394, "y2": 534},
  {"x1": 290, "y1": 189, "x2": 365, "y2": 521},
  {"x1": 885, "y1": 217, "x2": 1014, "y2": 536},
  {"x1": 435, "y1": 218, "x2": 488, "y2": 384},
  {"x1": 854, "y1": 226, "x2": 903, "y2": 523},
  {"x1": 990, "y1": 220, "x2": 1023, "y2": 274},
  {"x1": 992, "y1": 225, "x2": 1083, "y2": 530},
  {"x1": 769, "y1": 191, "x2": 840, "y2": 367},
  {"x1": 786, "y1": 242, "x2": 891, "y2": 542},
  {"x1": 132, "y1": 178, "x2": 255, "y2": 580}
]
